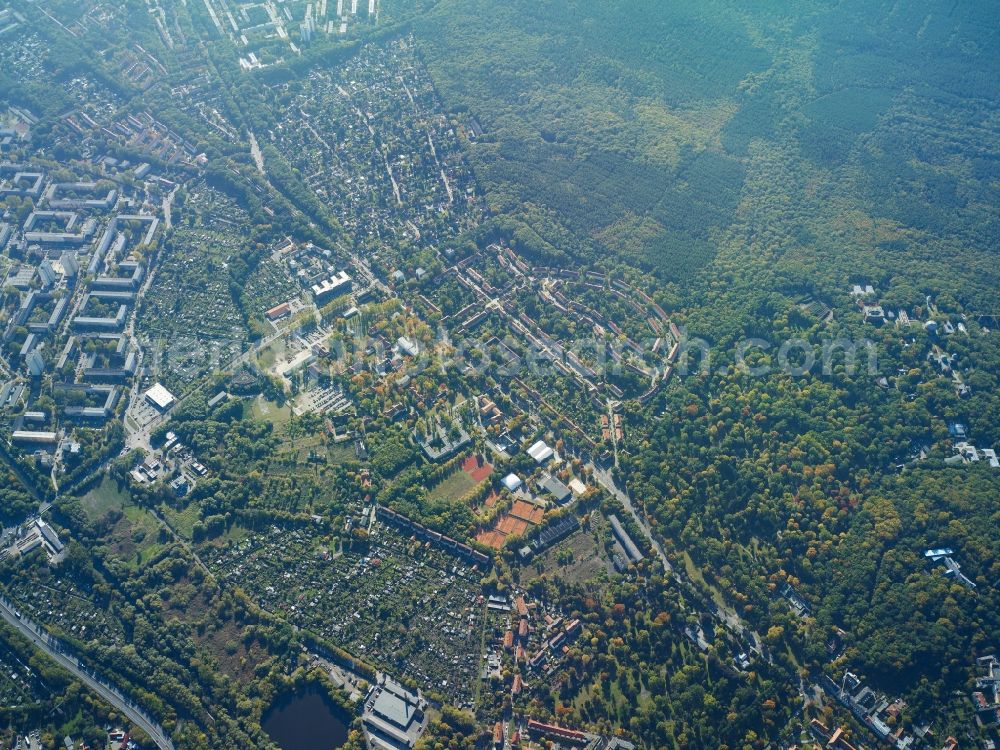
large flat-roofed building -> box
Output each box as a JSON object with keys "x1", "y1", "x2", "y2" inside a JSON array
[
  {"x1": 7, "y1": 266, "x2": 35, "y2": 290},
  {"x1": 92, "y1": 262, "x2": 145, "y2": 291},
  {"x1": 363, "y1": 677, "x2": 427, "y2": 749},
  {"x1": 27, "y1": 349, "x2": 45, "y2": 377},
  {"x1": 14, "y1": 519, "x2": 64, "y2": 560},
  {"x1": 144, "y1": 382, "x2": 176, "y2": 411},
  {"x1": 36, "y1": 520, "x2": 63, "y2": 554},
  {"x1": 527, "y1": 439, "x2": 554, "y2": 464},
  {"x1": 526, "y1": 719, "x2": 589, "y2": 746},
  {"x1": 22, "y1": 210, "x2": 97, "y2": 245},
  {"x1": 539, "y1": 474, "x2": 572, "y2": 503},
  {"x1": 72, "y1": 305, "x2": 128, "y2": 331},
  {"x1": 44, "y1": 181, "x2": 118, "y2": 210},
  {"x1": 371, "y1": 685, "x2": 422, "y2": 729},
  {"x1": 12, "y1": 430, "x2": 58, "y2": 445},
  {"x1": 608, "y1": 514, "x2": 644, "y2": 564},
  {"x1": 312, "y1": 270, "x2": 352, "y2": 302},
  {"x1": 265, "y1": 301, "x2": 291, "y2": 321},
  {"x1": 62, "y1": 385, "x2": 121, "y2": 422},
  {"x1": 0, "y1": 168, "x2": 45, "y2": 198}
]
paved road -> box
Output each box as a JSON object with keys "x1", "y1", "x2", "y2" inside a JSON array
[
  {"x1": 587, "y1": 462, "x2": 673, "y2": 575},
  {"x1": 586, "y1": 460, "x2": 768, "y2": 658},
  {"x1": 248, "y1": 131, "x2": 266, "y2": 175},
  {"x1": 125, "y1": 324, "x2": 287, "y2": 450},
  {"x1": 161, "y1": 184, "x2": 179, "y2": 229},
  {"x1": 0, "y1": 597, "x2": 175, "y2": 750}
]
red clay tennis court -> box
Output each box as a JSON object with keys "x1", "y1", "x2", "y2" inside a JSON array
[{"x1": 462, "y1": 454, "x2": 493, "y2": 482}]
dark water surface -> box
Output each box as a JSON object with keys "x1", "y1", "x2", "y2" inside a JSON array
[{"x1": 262, "y1": 685, "x2": 350, "y2": 750}]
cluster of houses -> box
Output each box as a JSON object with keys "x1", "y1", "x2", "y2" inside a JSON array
[
  {"x1": 278, "y1": 240, "x2": 361, "y2": 309},
  {"x1": 802, "y1": 719, "x2": 863, "y2": 750},
  {"x1": 819, "y1": 670, "x2": 930, "y2": 750},
  {"x1": 850, "y1": 287, "x2": 994, "y2": 464},
  {"x1": 852, "y1": 285, "x2": 971, "y2": 341},
  {"x1": 200, "y1": 0, "x2": 377, "y2": 67},
  {"x1": 95, "y1": 111, "x2": 201, "y2": 167},
  {"x1": 129, "y1": 426, "x2": 209, "y2": 497},
  {"x1": 798, "y1": 718, "x2": 959, "y2": 750},
  {"x1": 944, "y1": 423, "x2": 999, "y2": 470},
  {"x1": 415, "y1": 413, "x2": 471, "y2": 461},
  {"x1": 264, "y1": 36, "x2": 480, "y2": 276},
  {"x1": 0, "y1": 730, "x2": 105, "y2": 750},
  {"x1": 492, "y1": 716, "x2": 633, "y2": 750},
  {"x1": 476, "y1": 392, "x2": 519, "y2": 455},
  {"x1": 526, "y1": 261, "x2": 679, "y2": 403},
  {"x1": 924, "y1": 548, "x2": 977, "y2": 588},
  {"x1": 108, "y1": 727, "x2": 143, "y2": 750},
  {"x1": 490, "y1": 591, "x2": 584, "y2": 706},
  {"x1": 972, "y1": 656, "x2": 1000, "y2": 730},
  {"x1": 600, "y1": 411, "x2": 624, "y2": 444}
]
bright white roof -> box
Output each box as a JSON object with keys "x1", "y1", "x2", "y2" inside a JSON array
[
  {"x1": 502, "y1": 473, "x2": 522, "y2": 491},
  {"x1": 527, "y1": 440, "x2": 553, "y2": 463},
  {"x1": 144, "y1": 382, "x2": 176, "y2": 410}
]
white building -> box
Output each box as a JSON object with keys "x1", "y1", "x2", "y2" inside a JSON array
[
  {"x1": 396, "y1": 336, "x2": 420, "y2": 357},
  {"x1": 27, "y1": 349, "x2": 45, "y2": 377},
  {"x1": 502, "y1": 473, "x2": 522, "y2": 492},
  {"x1": 144, "y1": 382, "x2": 176, "y2": 411},
  {"x1": 527, "y1": 439, "x2": 554, "y2": 464},
  {"x1": 12, "y1": 430, "x2": 57, "y2": 445},
  {"x1": 312, "y1": 270, "x2": 352, "y2": 302},
  {"x1": 60, "y1": 250, "x2": 80, "y2": 277}
]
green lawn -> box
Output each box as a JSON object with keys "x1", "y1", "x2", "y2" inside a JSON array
[
  {"x1": 682, "y1": 550, "x2": 727, "y2": 611},
  {"x1": 117, "y1": 505, "x2": 167, "y2": 568},
  {"x1": 428, "y1": 468, "x2": 477, "y2": 503},
  {"x1": 79, "y1": 476, "x2": 129, "y2": 522},
  {"x1": 327, "y1": 440, "x2": 358, "y2": 464},
  {"x1": 251, "y1": 395, "x2": 293, "y2": 428},
  {"x1": 193, "y1": 522, "x2": 253, "y2": 551}
]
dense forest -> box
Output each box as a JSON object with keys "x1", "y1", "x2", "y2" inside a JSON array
[
  {"x1": 406, "y1": 0, "x2": 1000, "y2": 741},
  {"x1": 413, "y1": 0, "x2": 999, "y2": 305}
]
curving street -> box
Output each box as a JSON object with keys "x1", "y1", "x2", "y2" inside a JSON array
[{"x1": 0, "y1": 596, "x2": 175, "y2": 750}]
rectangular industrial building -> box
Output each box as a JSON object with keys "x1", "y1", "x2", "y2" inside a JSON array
[{"x1": 144, "y1": 383, "x2": 176, "y2": 411}]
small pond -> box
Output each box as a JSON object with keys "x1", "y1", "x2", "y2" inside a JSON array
[{"x1": 262, "y1": 685, "x2": 350, "y2": 750}]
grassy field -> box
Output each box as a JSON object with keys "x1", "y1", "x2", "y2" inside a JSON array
[
  {"x1": 275, "y1": 430, "x2": 325, "y2": 462},
  {"x1": 250, "y1": 395, "x2": 293, "y2": 428},
  {"x1": 159, "y1": 501, "x2": 202, "y2": 541},
  {"x1": 79, "y1": 475, "x2": 129, "y2": 522},
  {"x1": 196, "y1": 523, "x2": 251, "y2": 550},
  {"x1": 682, "y1": 550, "x2": 727, "y2": 611},
  {"x1": 108, "y1": 505, "x2": 166, "y2": 568},
  {"x1": 428, "y1": 467, "x2": 477, "y2": 504},
  {"x1": 327, "y1": 440, "x2": 358, "y2": 464}
]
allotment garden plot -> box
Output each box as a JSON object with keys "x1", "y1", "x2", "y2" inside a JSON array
[
  {"x1": 0, "y1": 629, "x2": 49, "y2": 709},
  {"x1": 206, "y1": 521, "x2": 486, "y2": 705},
  {"x1": 139, "y1": 183, "x2": 252, "y2": 391},
  {"x1": 1, "y1": 576, "x2": 126, "y2": 649}
]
